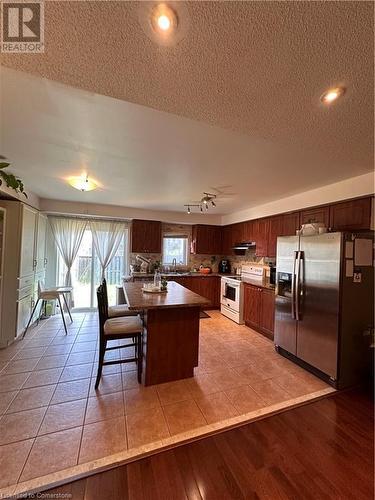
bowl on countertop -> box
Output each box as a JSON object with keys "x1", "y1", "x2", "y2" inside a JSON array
[{"x1": 199, "y1": 268, "x2": 212, "y2": 275}]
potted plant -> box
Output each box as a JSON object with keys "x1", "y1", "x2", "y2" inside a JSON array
[{"x1": 0, "y1": 162, "x2": 27, "y2": 197}]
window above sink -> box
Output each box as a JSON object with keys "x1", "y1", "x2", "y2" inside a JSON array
[{"x1": 162, "y1": 234, "x2": 188, "y2": 266}]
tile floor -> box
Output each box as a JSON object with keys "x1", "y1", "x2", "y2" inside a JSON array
[{"x1": 0, "y1": 310, "x2": 331, "y2": 492}]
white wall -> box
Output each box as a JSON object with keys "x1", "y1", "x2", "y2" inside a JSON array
[
  {"x1": 39, "y1": 198, "x2": 222, "y2": 225},
  {"x1": 221, "y1": 172, "x2": 375, "y2": 225},
  {"x1": 39, "y1": 172, "x2": 374, "y2": 227}
]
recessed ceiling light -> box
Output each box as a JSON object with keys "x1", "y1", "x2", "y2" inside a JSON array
[
  {"x1": 69, "y1": 174, "x2": 97, "y2": 192},
  {"x1": 320, "y1": 86, "x2": 345, "y2": 105},
  {"x1": 157, "y1": 14, "x2": 171, "y2": 31},
  {"x1": 151, "y1": 4, "x2": 178, "y2": 34}
]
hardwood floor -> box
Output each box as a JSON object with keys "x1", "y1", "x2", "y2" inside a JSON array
[{"x1": 46, "y1": 388, "x2": 373, "y2": 499}]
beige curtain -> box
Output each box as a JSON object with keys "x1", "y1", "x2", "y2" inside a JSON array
[
  {"x1": 90, "y1": 220, "x2": 127, "y2": 279},
  {"x1": 49, "y1": 216, "x2": 87, "y2": 307}
]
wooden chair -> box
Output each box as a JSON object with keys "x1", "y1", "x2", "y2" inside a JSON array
[
  {"x1": 102, "y1": 278, "x2": 140, "y2": 318},
  {"x1": 95, "y1": 283, "x2": 143, "y2": 388}
]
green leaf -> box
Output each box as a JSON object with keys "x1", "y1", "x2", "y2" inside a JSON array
[{"x1": 0, "y1": 163, "x2": 27, "y2": 197}]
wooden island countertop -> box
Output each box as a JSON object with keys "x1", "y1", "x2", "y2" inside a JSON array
[
  {"x1": 123, "y1": 281, "x2": 210, "y2": 310},
  {"x1": 123, "y1": 281, "x2": 209, "y2": 386}
]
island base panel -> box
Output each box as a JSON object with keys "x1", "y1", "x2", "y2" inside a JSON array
[{"x1": 142, "y1": 306, "x2": 200, "y2": 386}]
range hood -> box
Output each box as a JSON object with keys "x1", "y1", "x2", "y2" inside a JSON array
[{"x1": 232, "y1": 242, "x2": 256, "y2": 250}]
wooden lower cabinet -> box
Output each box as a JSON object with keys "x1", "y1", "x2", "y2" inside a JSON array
[
  {"x1": 243, "y1": 283, "x2": 275, "y2": 339},
  {"x1": 259, "y1": 288, "x2": 275, "y2": 338},
  {"x1": 168, "y1": 276, "x2": 220, "y2": 309}
]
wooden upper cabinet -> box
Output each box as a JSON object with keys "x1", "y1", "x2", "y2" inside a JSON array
[
  {"x1": 282, "y1": 211, "x2": 300, "y2": 236},
  {"x1": 231, "y1": 223, "x2": 244, "y2": 244},
  {"x1": 329, "y1": 197, "x2": 372, "y2": 231},
  {"x1": 267, "y1": 216, "x2": 283, "y2": 258},
  {"x1": 253, "y1": 218, "x2": 270, "y2": 257},
  {"x1": 191, "y1": 225, "x2": 222, "y2": 255},
  {"x1": 131, "y1": 219, "x2": 161, "y2": 253},
  {"x1": 221, "y1": 224, "x2": 241, "y2": 254},
  {"x1": 300, "y1": 205, "x2": 330, "y2": 227},
  {"x1": 242, "y1": 221, "x2": 253, "y2": 241}
]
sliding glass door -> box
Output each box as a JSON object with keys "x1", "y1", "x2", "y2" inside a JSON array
[{"x1": 57, "y1": 227, "x2": 128, "y2": 309}]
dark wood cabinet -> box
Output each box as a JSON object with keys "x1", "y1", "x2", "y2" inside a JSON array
[
  {"x1": 222, "y1": 224, "x2": 238, "y2": 254},
  {"x1": 243, "y1": 283, "x2": 275, "y2": 339},
  {"x1": 243, "y1": 283, "x2": 260, "y2": 327},
  {"x1": 170, "y1": 276, "x2": 220, "y2": 309},
  {"x1": 267, "y1": 216, "x2": 284, "y2": 258},
  {"x1": 253, "y1": 218, "x2": 270, "y2": 257},
  {"x1": 329, "y1": 197, "x2": 372, "y2": 231},
  {"x1": 282, "y1": 211, "x2": 300, "y2": 236},
  {"x1": 242, "y1": 221, "x2": 253, "y2": 241},
  {"x1": 221, "y1": 225, "x2": 232, "y2": 255},
  {"x1": 300, "y1": 206, "x2": 330, "y2": 227},
  {"x1": 259, "y1": 288, "x2": 275, "y2": 338},
  {"x1": 191, "y1": 225, "x2": 222, "y2": 255},
  {"x1": 131, "y1": 219, "x2": 161, "y2": 253}
]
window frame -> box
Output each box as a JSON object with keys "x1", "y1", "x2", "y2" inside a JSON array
[{"x1": 162, "y1": 233, "x2": 189, "y2": 266}]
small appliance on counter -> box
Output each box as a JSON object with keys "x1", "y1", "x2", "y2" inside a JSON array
[
  {"x1": 136, "y1": 254, "x2": 151, "y2": 273},
  {"x1": 218, "y1": 259, "x2": 231, "y2": 274}
]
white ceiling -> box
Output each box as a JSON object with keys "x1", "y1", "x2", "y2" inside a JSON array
[{"x1": 0, "y1": 0, "x2": 373, "y2": 214}]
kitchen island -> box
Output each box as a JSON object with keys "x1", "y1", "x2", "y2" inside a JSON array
[{"x1": 123, "y1": 281, "x2": 210, "y2": 386}]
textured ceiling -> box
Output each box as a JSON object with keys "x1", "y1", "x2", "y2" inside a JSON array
[{"x1": 0, "y1": 1, "x2": 373, "y2": 213}]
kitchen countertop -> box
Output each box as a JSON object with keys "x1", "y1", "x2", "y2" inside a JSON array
[
  {"x1": 123, "y1": 281, "x2": 211, "y2": 310},
  {"x1": 242, "y1": 277, "x2": 276, "y2": 291},
  {"x1": 130, "y1": 272, "x2": 223, "y2": 278}
]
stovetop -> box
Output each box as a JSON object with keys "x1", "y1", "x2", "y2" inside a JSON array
[{"x1": 222, "y1": 275, "x2": 242, "y2": 281}]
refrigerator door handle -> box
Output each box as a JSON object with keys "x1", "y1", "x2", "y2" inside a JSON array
[
  {"x1": 291, "y1": 251, "x2": 298, "y2": 319},
  {"x1": 295, "y1": 250, "x2": 303, "y2": 321}
]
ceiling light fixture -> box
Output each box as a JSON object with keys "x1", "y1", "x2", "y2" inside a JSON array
[
  {"x1": 69, "y1": 174, "x2": 97, "y2": 192},
  {"x1": 184, "y1": 204, "x2": 201, "y2": 214},
  {"x1": 183, "y1": 193, "x2": 218, "y2": 214},
  {"x1": 320, "y1": 86, "x2": 345, "y2": 105},
  {"x1": 151, "y1": 4, "x2": 178, "y2": 34}
]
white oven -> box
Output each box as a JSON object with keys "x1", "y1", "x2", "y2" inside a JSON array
[{"x1": 220, "y1": 276, "x2": 244, "y2": 324}]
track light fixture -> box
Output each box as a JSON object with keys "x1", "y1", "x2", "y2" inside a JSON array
[
  {"x1": 183, "y1": 192, "x2": 218, "y2": 214},
  {"x1": 184, "y1": 204, "x2": 201, "y2": 214}
]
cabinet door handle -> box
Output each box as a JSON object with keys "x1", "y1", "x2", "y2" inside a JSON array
[{"x1": 44, "y1": 257, "x2": 48, "y2": 266}]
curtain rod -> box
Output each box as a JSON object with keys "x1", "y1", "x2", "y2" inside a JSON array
[{"x1": 44, "y1": 213, "x2": 131, "y2": 223}]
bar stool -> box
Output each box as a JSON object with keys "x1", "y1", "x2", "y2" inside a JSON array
[
  {"x1": 102, "y1": 278, "x2": 139, "y2": 318},
  {"x1": 22, "y1": 281, "x2": 73, "y2": 338},
  {"x1": 95, "y1": 282, "x2": 143, "y2": 388}
]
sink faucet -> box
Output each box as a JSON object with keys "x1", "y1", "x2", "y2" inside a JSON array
[{"x1": 172, "y1": 258, "x2": 177, "y2": 273}]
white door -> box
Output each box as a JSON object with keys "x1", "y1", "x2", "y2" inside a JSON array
[
  {"x1": 36, "y1": 214, "x2": 47, "y2": 272},
  {"x1": 20, "y1": 206, "x2": 37, "y2": 278}
]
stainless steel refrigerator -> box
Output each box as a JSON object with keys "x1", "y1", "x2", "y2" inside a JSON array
[{"x1": 274, "y1": 232, "x2": 374, "y2": 389}]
